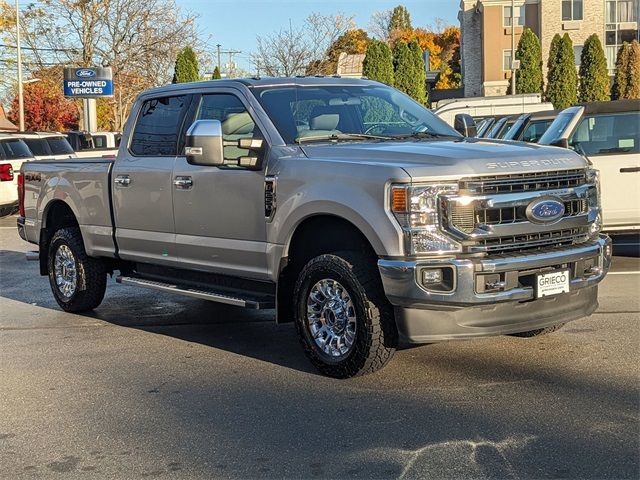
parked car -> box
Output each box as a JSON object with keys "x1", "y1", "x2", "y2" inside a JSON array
[
  {"x1": 14, "y1": 132, "x2": 77, "y2": 161},
  {"x1": 66, "y1": 131, "x2": 120, "y2": 158},
  {"x1": 0, "y1": 135, "x2": 34, "y2": 217},
  {"x1": 539, "y1": 99, "x2": 640, "y2": 233},
  {"x1": 503, "y1": 110, "x2": 560, "y2": 143},
  {"x1": 434, "y1": 93, "x2": 554, "y2": 128},
  {"x1": 482, "y1": 115, "x2": 518, "y2": 139},
  {"x1": 18, "y1": 77, "x2": 611, "y2": 378}
]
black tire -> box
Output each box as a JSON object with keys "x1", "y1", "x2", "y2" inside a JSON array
[
  {"x1": 293, "y1": 251, "x2": 397, "y2": 378},
  {"x1": 508, "y1": 323, "x2": 565, "y2": 338},
  {"x1": 47, "y1": 227, "x2": 107, "y2": 312}
]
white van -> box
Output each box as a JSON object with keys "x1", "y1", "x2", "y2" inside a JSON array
[
  {"x1": 539, "y1": 100, "x2": 640, "y2": 233},
  {"x1": 434, "y1": 93, "x2": 554, "y2": 130}
]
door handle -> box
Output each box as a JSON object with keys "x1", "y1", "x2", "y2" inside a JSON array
[
  {"x1": 620, "y1": 167, "x2": 640, "y2": 173},
  {"x1": 114, "y1": 175, "x2": 131, "y2": 187},
  {"x1": 173, "y1": 176, "x2": 193, "y2": 189}
]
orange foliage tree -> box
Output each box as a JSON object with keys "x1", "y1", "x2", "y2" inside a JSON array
[{"x1": 9, "y1": 78, "x2": 79, "y2": 131}]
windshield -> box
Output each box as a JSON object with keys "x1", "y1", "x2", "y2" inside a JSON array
[
  {"x1": 250, "y1": 84, "x2": 460, "y2": 144},
  {"x1": 538, "y1": 111, "x2": 576, "y2": 145},
  {"x1": 47, "y1": 136, "x2": 75, "y2": 155}
]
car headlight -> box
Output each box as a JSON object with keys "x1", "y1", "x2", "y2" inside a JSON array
[
  {"x1": 586, "y1": 167, "x2": 601, "y2": 208},
  {"x1": 390, "y1": 183, "x2": 461, "y2": 254}
]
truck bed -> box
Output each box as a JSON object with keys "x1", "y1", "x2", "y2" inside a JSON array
[{"x1": 20, "y1": 158, "x2": 117, "y2": 258}]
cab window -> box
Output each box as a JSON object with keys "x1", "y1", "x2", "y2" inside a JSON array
[
  {"x1": 570, "y1": 112, "x2": 639, "y2": 155},
  {"x1": 195, "y1": 94, "x2": 262, "y2": 161},
  {"x1": 130, "y1": 95, "x2": 189, "y2": 156}
]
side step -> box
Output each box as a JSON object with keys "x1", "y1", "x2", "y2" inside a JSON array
[{"x1": 116, "y1": 275, "x2": 275, "y2": 309}]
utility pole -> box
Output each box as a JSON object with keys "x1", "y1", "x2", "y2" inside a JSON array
[
  {"x1": 225, "y1": 49, "x2": 241, "y2": 78},
  {"x1": 511, "y1": 0, "x2": 516, "y2": 95},
  {"x1": 15, "y1": 0, "x2": 24, "y2": 131},
  {"x1": 216, "y1": 44, "x2": 221, "y2": 72}
]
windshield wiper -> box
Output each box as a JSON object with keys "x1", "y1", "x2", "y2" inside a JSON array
[
  {"x1": 389, "y1": 131, "x2": 459, "y2": 140},
  {"x1": 296, "y1": 133, "x2": 389, "y2": 144}
]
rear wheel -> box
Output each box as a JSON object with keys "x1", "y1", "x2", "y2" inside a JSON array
[
  {"x1": 509, "y1": 323, "x2": 565, "y2": 338},
  {"x1": 293, "y1": 251, "x2": 397, "y2": 378},
  {"x1": 47, "y1": 227, "x2": 107, "y2": 312}
]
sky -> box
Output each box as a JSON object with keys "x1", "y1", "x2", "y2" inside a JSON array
[{"x1": 176, "y1": 0, "x2": 461, "y2": 74}]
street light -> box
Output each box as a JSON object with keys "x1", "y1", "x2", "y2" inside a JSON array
[{"x1": 15, "y1": 0, "x2": 24, "y2": 131}]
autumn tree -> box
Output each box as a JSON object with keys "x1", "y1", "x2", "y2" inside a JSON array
[
  {"x1": 546, "y1": 33, "x2": 577, "y2": 109},
  {"x1": 514, "y1": 28, "x2": 543, "y2": 94},
  {"x1": 578, "y1": 34, "x2": 609, "y2": 102},
  {"x1": 8, "y1": 78, "x2": 78, "y2": 131},
  {"x1": 363, "y1": 40, "x2": 394, "y2": 85},
  {"x1": 173, "y1": 46, "x2": 199, "y2": 83},
  {"x1": 310, "y1": 28, "x2": 370, "y2": 75},
  {"x1": 627, "y1": 40, "x2": 640, "y2": 99}
]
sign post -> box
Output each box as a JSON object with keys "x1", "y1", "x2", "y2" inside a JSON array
[{"x1": 63, "y1": 67, "x2": 114, "y2": 132}]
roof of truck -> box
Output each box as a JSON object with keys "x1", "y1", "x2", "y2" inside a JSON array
[
  {"x1": 143, "y1": 76, "x2": 379, "y2": 96},
  {"x1": 579, "y1": 99, "x2": 640, "y2": 114}
]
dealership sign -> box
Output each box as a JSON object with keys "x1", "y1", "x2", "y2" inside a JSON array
[{"x1": 63, "y1": 67, "x2": 113, "y2": 97}]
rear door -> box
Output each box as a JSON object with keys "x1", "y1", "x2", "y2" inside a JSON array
[
  {"x1": 569, "y1": 111, "x2": 640, "y2": 230},
  {"x1": 172, "y1": 91, "x2": 270, "y2": 279},
  {"x1": 112, "y1": 94, "x2": 191, "y2": 265}
]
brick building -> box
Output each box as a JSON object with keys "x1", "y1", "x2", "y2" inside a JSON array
[{"x1": 459, "y1": 0, "x2": 640, "y2": 96}]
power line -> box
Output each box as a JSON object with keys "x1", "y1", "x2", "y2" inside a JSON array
[{"x1": 0, "y1": 43, "x2": 79, "y2": 53}]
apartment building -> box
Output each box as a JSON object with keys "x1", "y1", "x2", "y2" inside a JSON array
[{"x1": 459, "y1": 0, "x2": 640, "y2": 96}]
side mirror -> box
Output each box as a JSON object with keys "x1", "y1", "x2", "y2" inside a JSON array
[
  {"x1": 454, "y1": 113, "x2": 478, "y2": 137},
  {"x1": 185, "y1": 120, "x2": 224, "y2": 166},
  {"x1": 549, "y1": 137, "x2": 569, "y2": 149}
]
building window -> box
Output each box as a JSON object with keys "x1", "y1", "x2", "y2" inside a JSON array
[
  {"x1": 574, "y1": 46, "x2": 583, "y2": 65},
  {"x1": 605, "y1": 0, "x2": 640, "y2": 72},
  {"x1": 503, "y1": 5, "x2": 525, "y2": 26},
  {"x1": 617, "y1": 0, "x2": 637, "y2": 22},
  {"x1": 562, "y1": 0, "x2": 584, "y2": 21},
  {"x1": 503, "y1": 50, "x2": 513, "y2": 70}
]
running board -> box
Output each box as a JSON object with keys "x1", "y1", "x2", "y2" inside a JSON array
[{"x1": 116, "y1": 275, "x2": 275, "y2": 309}]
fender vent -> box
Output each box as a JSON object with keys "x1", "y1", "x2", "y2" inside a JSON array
[{"x1": 265, "y1": 176, "x2": 276, "y2": 219}]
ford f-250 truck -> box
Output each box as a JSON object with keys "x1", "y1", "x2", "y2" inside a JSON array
[{"x1": 17, "y1": 77, "x2": 612, "y2": 378}]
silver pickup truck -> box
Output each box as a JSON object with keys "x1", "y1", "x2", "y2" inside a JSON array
[{"x1": 17, "y1": 77, "x2": 612, "y2": 378}]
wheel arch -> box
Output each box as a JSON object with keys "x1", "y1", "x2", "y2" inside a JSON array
[{"x1": 38, "y1": 200, "x2": 80, "y2": 275}]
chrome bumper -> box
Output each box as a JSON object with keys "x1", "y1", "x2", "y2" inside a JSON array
[{"x1": 378, "y1": 234, "x2": 612, "y2": 308}]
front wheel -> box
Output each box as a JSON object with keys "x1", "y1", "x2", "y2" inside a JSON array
[
  {"x1": 293, "y1": 252, "x2": 397, "y2": 378},
  {"x1": 47, "y1": 227, "x2": 107, "y2": 312}
]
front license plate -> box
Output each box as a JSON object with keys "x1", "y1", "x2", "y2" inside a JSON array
[{"x1": 536, "y1": 270, "x2": 570, "y2": 298}]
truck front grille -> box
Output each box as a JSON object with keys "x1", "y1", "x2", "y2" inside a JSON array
[
  {"x1": 460, "y1": 169, "x2": 588, "y2": 194},
  {"x1": 442, "y1": 169, "x2": 596, "y2": 254}
]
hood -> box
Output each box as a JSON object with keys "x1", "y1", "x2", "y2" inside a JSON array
[{"x1": 300, "y1": 138, "x2": 587, "y2": 181}]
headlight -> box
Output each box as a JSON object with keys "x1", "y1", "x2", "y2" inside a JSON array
[
  {"x1": 390, "y1": 183, "x2": 461, "y2": 254},
  {"x1": 586, "y1": 167, "x2": 601, "y2": 208}
]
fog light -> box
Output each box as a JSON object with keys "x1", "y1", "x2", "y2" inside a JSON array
[{"x1": 422, "y1": 268, "x2": 443, "y2": 285}]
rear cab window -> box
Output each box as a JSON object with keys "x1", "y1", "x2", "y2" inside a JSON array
[
  {"x1": 46, "y1": 136, "x2": 75, "y2": 155},
  {"x1": 1, "y1": 139, "x2": 32, "y2": 159}
]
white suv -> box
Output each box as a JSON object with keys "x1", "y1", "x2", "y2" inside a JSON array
[
  {"x1": 14, "y1": 132, "x2": 77, "y2": 161},
  {"x1": 0, "y1": 135, "x2": 34, "y2": 217}
]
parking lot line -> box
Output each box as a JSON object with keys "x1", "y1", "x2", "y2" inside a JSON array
[{"x1": 607, "y1": 271, "x2": 640, "y2": 275}]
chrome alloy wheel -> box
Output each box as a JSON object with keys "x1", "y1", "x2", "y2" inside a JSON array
[
  {"x1": 306, "y1": 278, "x2": 357, "y2": 358},
  {"x1": 54, "y1": 244, "x2": 77, "y2": 298}
]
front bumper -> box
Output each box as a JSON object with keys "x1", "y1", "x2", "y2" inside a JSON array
[{"x1": 378, "y1": 234, "x2": 612, "y2": 343}]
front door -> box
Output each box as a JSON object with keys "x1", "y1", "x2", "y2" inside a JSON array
[
  {"x1": 570, "y1": 111, "x2": 640, "y2": 230},
  {"x1": 112, "y1": 94, "x2": 191, "y2": 265},
  {"x1": 172, "y1": 92, "x2": 269, "y2": 279}
]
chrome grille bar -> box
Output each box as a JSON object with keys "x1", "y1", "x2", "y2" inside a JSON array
[{"x1": 460, "y1": 169, "x2": 587, "y2": 194}]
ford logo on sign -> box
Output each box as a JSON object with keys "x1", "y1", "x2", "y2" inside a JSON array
[
  {"x1": 76, "y1": 69, "x2": 96, "y2": 78},
  {"x1": 526, "y1": 198, "x2": 565, "y2": 224}
]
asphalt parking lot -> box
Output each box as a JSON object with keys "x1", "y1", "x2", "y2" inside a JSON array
[{"x1": 0, "y1": 214, "x2": 638, "y2": 479}]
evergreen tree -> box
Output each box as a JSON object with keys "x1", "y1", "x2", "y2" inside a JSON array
[
  {"x1": 172, "y1": 46, "x2": 199, "y2": 84},
  {"x1": 612, "y1": 42, "x2": 629, "y2": 99},
  {"x1": 211, "y1": 66, "x2": 221, "y2": 80},
  {"x1": 389, "y1": 5, "x2": 412, "y2": 34},
  {"x1": 625, "y1": 40, "x2": 640, "y2": 99},
  {"x1": 362, "y1": 40, "x2": 394, "y2": 86},
  {"x1": 545, "y1": 33, "x2": 577, "y2": 109},
  {"x1": 392, "y1": 41, "x2": 414, "y2": 98},
  {"x1": 408, "y1": 39, "x2": 427, "y2": 104},
  {"x1": 514, "y1": 28, "x2": 543, "y2": 94},
  {"x1": 578, "y1": 34, "x2": 610, "y2": 102}
]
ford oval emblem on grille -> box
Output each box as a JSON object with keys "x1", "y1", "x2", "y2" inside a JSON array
[
  {"x1": 76, "y1": 68, "x2": 96, "y2": 78},
  {"x1": 526, "y1": 198, "x2": 565, "y2": 224}
]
